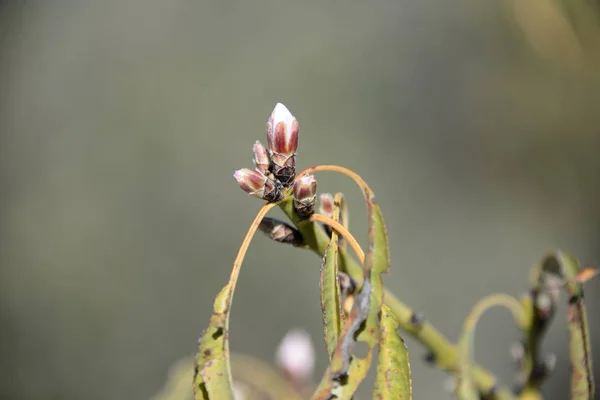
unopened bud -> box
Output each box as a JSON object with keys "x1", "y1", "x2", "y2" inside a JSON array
[
  {"x1": 293, "y1": 175, "x2": 317, "y2": 219},
  {"x1": 530, "y1": 353, "x2": 556, "y2": 383},
  {"x1": 319, "y1": 193, "x2": 335, "y2": 217},
  {"x1": 234, "y1": 168, "x2": 283, "y2": 202},
  {"x1": 252, "y1": 141, "x2": 271, "y2": 175},
  {"x1": 266, "y1": 103, "x2": 299, "y2": 186},
  {"x1": 409, "y1": 311, "x2": 425, "y2": 328},
  {"x1": 534, "y1": 291, "x2": 554, "y2": 320},
  {"x1": 337, "y1": 272, "x2": 358, "y2": 295},
  {"x1": 275, "y1": 328, "x2": 315, "y2": 385},
  {"x1": 258, "y1": 218, "x2": 303, "y2": 246}
]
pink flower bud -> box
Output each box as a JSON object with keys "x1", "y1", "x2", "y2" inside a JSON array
[
  {"x1": 293, "y1": 174, "x2": 317, "y2": 219},
  {"x1": 252, "y1": 141, "x2": 271, "y2": 175},
  {"x1": 275, "y1": 328, "x2": 315, "y2": 386},
  {"x1": 234, "y1": 168, "x2": 283, "y2": 202},
  {"x1": 267, "y1": 103, "x2": 299, "y2": 156},
  {"x1": 319, "y1": 193, "x2": 335, "y2": 218},
  {"x1": 266, "y1": 103, "x2": 299, "y2": 186}
]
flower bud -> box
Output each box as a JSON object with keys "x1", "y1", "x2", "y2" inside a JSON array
[
  {"x1": 252, "y1": 140, "x2": 271, "y2": 175},
  {"x1": 337, "y1": 272, "x2": 357, "y2": 295},
  {"x1": 275, "y1": 328, "x2": 315, "y2": 386},
  {"x1": 234, "y1": 168, "x2": 283, "y2": 202},
  {"x1": 293, "y1": 174, "x2": 317, "y2": 219},
  {"x1": 266, "y1": 103, "x2": 299, "y2": 186},
  {"x1": 319, "y1": 193, "x2": 335, "y2": 218},
  {"x1": 259, "y1": 217, "x2": 303, "y2": 245}
]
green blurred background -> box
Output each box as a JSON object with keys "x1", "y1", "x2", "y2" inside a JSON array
[{"x1": 1, "y1": 1, "x2": 599, "y2": 399}]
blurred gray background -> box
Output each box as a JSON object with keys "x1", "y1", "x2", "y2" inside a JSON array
[{"x1": 1, "y1": 1, "x2": 599, "y2": 399}]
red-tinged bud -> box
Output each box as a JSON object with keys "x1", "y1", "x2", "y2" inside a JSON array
[
  {"x1": 319, "y1": 193, "x2": 335, "y2": 218},
  {"x1": 266, "y1": 103, "x2": 299, "y2": 186},
  {"x1": 234, "y1": 168, "x2": 283, "y2": 202},
  {"x1": 252, "y1": 140, "x2": 271, "y2": 175},
  {"x1": 293, "y1": 174, "x2": 317, "y2": 219},
  {"x1": 267, "y1": 103, "x2": 298, "y2": 156}
]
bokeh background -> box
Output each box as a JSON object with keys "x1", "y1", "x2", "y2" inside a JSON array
[{"x1": 1, "y1": 1, "x2": 600, "y2": 399}]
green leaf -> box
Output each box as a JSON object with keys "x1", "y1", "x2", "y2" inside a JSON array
[
  {"x1": 194, "y1": 204, "x2": 275, "y2": 400},
  {"x1": 319, "y1": 193, "x2": 345, "y2": 359},
  {"x1": 542, "y1": 252, "x2": 595, "y2": 400},
  {"x1": 373, "y1": 304, "x2": 412, "y2": 399},
  {"x1": 310, "y1": 202, "x2": 390, "y2": 400}
]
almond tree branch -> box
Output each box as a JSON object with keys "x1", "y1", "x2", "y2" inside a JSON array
[{"x1": 279, "y1": 197, "x2": 515, "y2": 400}]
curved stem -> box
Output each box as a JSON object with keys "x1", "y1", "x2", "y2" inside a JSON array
[
  {"x1": 222, "y1": 202, "x2": 276, "y2": 308},
  {"x1": 297, "y1": 165, "x2": 374, "y2": 200},
  {"x1": 308, "y1": 213, "x2": 365, "y2": 262},
  {"x1": 459, "y1": 294, "x2": 526, "y2": 368}
]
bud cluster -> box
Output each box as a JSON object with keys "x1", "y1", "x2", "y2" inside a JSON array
[
  {"x1": 234, "y1": 103, "x2": 301, "y2": 203},
  {"x1": 233, "y1": 103, "x2": 318, "y2": 219}
]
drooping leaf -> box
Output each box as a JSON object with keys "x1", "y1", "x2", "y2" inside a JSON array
[
  {"x1": 544, "y1": 252, "x2": 595, "y2": 400},
  {"x1": 194, "y1": 204, "x2": 275, "y2": 400},
  {"x1": 373, "y1": 304, "x2": 412, "y2": 399},
  {"x1": 287, "y1": 165, "x2": 510, "y2": 399},
  {"x1": 310, "y1": 202, "x2": 390, "y2": 400},
  {"x1": 319, "y1": 193, "x2": 345, "y2": 359}
]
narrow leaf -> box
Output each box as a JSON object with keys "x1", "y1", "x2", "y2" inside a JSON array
[
  {"x1": 549, "y1": 252, "x2": 595, "y2": 400},
  {"x1": 373, "y1": 304, "x2": 412, "y2": 399},
  {"x1": 319, "y1": 193, "x2": 345, "y2": 359},
  {"x1": 194, "y1": 204, "x2": 275, "y2": 400},
  {"x1": 310, "y1": 202, "x2": 390, "y2": 400}
]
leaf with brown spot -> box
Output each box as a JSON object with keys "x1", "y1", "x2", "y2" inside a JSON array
[
  {"x1": 310, "y1": 201, "x2": 390, "y2": 400},
  {"x1": 373, "y1": 305, "x2": 412, "y2": 399},
  {"x1": 194, "y1": 204, "x2": 275, "y2": 400},
  {"x1": 542, "y1": 252, "x2": 594, "y2": 400},
  {"x1": 319, "y1": 193, "x2": 345, "y2": 359}
]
